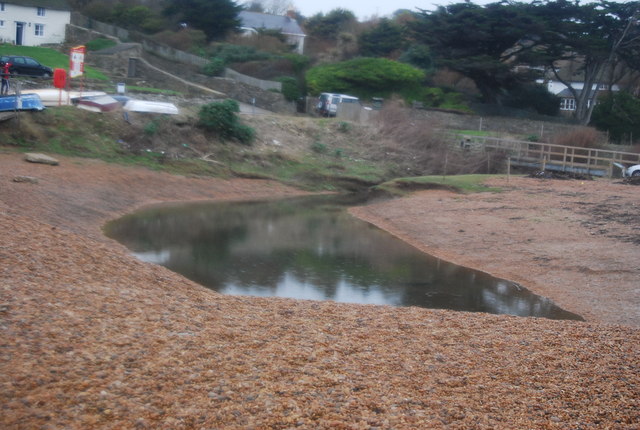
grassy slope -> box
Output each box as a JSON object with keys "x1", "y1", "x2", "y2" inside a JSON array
[
  {"x1": 0, "y1": 44, "x2": 108, "y2": 80},
  {"x1": 0, "y1": 46, "x2": 503, "y2": 193}
]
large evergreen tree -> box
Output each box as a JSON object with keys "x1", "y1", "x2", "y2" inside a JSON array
[
  {"x1": 358, "y1": 19, "x2": 405, "y2": 58},
  {"x1": 304, "y1": 9, "x2": 356, "y2": 40},
  {"x1": 410, "y1": 1, "x2": 640, "y2": 123},
  {"x1": 410, "y1": 2, "x2": 543, "y2": 104},
  {"x1": 164, "y1": 0, "x2": 243, "y2": 41},
  {"x1": 529, "y1": 0, "x2": 640, "y2": 124}
]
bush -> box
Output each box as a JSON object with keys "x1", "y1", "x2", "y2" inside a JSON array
[
  {"x1": 306, "y1": 57, "x2": 425, "y2": 100},
  {"x1": 399, "y1": 44, "x2": 433, "y2": 72},
  {"x1": 416, "y1": 87, "x2": 469, "y2": 111},
  {"x1": 591, "y1": 92, "x2": 640, "y2": 144},
  {"x1": 278, "y1": 76, "x2": 300, "y2": 102},
  {"x1": 233, "y1": 124, "x2": 255, "y2": 145},
  {"x1": 203, "y1": 58, "x2": 225, "y2": 76},
  {"x1": 198, "y1": 99, "x2": 255, "y2": 144}
]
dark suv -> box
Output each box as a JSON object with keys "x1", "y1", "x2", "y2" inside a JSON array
[{"x1": 0, "y1": 55, "x2": 53, "y2": 77}]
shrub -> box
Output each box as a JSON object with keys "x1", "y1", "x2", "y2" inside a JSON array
[
  {"x1": 311, "y1": 141, "x2": 327, "y2": 153},
  {"x1": 337, "y1": 121, "x2": 350, "y2": 133},
  {"x1": 416, "y1": 87, "x2": 469, "y2": 111},
  {"x1": 591, "y1": 92, "x2": 640, "y2": 144},
  {"x1": 198, "y1": 99, "x2": 255, "y2": 144},
  {"x1": 233, "y1": 124, "x2": 255, "y2": 145},
  {"x1": 278, "y1": 77, "x2": 300, "y2": 102},
  {"x1": 203, "y1": 58, "x2": 225, "y2": 76},
  {"x1": 143, "y1": 119, "x2": 159, "y2": 136},
  {"x1": 399, "y1": 44, "x2": 433, "y2": 72},
  {"x1": 306, "y1": 57, "x2": 425, "y2": 100}
]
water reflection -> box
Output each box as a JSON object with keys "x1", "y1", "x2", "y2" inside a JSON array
[{"x1": 105, "y1": 195, "x2": 582, "y2": 320}]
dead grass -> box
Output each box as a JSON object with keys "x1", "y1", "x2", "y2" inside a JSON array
[
  {"x1": 549, "y1": 126, "x2": 602, "y2": 148},
  {"x1": 372, "y1": 100, "x2": 506, "y2": 175}
]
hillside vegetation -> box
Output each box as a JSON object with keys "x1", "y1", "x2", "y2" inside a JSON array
[{"x1": 0, "y1": 96, "x2": 510, "y2": 193}]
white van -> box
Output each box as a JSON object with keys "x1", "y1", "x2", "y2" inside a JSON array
[{"x1": 316, "y1": 93, "x2": 359, "y2": 117}]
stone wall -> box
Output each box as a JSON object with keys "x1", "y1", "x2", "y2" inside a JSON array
[{"x1": 65, "y1": 22, "x2": 294, "y2": 113}]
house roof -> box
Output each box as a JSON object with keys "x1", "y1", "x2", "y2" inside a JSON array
[
  {"x1": 557, "y1": 88, "x2": 601, "y2": 99},
  {"x1": 5, "y1": 0, "x2": 71, "y2": 11},
  {"x1": 238, "y1": 11, "x2": 305, "y2": 37}
]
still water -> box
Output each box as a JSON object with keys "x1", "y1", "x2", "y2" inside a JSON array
[{"x1": 105, "y1": 194, "x2": 582, "y2": 320}]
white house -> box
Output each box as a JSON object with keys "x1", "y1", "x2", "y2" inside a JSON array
[
  {"x1": 238, "y1": 11, "x2": 306, "y2": 55},
  {"x1": 539, "y1": 79, "x2": 620, "y2": 112},
  {"x1": 0, "y1": 0, "x2": 70, "y2": 46}
]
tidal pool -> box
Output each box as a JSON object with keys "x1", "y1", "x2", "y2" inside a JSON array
[{"x1": 105, "y1": 194, "x2": 582, "y2": 320}]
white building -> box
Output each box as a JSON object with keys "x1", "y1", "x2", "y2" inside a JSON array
[
  {"x1": 539, "y1": 79, "x2": 620, "y2": 112},
  {"x1": 0, "y1": 0, "x2": 71, "y2": 46},
  {"x1": 238, "y1": 11, "x2": 306, "y2": 55}
]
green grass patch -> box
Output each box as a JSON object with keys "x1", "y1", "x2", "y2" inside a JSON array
[
  {"x1": 0, "y1": 44, "x2": 109, "y2": 80},
  {"x1": 85, "y1": 38, "x2": 117, "y2": 52},
  {"x1": 125, "y1": 86, "x2": 182, "y2": 95}
]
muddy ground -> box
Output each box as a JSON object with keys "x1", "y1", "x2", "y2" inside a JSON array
[{"x1": 1, "y1": 152, "x2": 638, "y2": 429}]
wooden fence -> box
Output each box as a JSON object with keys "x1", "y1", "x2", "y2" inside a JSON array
[{"x1": 461, "y1": 135, "x2": 640, "y2": 177}]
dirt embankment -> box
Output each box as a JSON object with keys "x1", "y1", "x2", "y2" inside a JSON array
[
  {"x1": 1, "y1": 153, "x2": 638, "y2": 429},
  {"x1": 352, "y1": 176, "x2": 640, "y2": 327}
]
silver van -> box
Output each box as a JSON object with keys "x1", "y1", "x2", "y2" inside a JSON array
[{"x1": 316, "y1": 93, "x2": 359, "y2": 117}]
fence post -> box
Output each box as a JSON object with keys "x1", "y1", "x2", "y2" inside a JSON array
[{"x1": 443, "y1": 154, "x2": 448, "y2": 182}]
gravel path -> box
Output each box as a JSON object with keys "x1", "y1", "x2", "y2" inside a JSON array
[{"x1": 1, "y1": 153, "x2": 638, "y2": 429}]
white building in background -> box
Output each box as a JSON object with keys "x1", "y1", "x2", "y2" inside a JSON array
[
  {"x1": 539, "y1": 79, "x2": 620, "y2": 112},
  {"x1": 238, "y1": 11, "x2": 306, "y2": 54},
  {"x1": 0, "y1": 0, "x2": 71, "y2": 46}
]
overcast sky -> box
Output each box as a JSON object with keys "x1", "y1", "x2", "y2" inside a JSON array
[
  {"x1": 290, "y1": 0, "x2": 627, "y2": 21},
  {"x1": 291, "y1": 0, "x2": 500, "y2": 20}
]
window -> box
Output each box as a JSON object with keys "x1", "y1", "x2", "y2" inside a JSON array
[
  {"x1": 0, "y1": 3, "x2": 5, "y2": 12},
  {"x1": 34, "y1": 24, "x2": 44, "y2": 37},
  {"x1": 37, "y1": 7, "x2": 45, "y2": 16},
  {"x1": 560, "y1": 98, "x2": 576, "y2": 111},
  {"x1": 0, "y1": 20, "x2": 4, "y2": 28}
]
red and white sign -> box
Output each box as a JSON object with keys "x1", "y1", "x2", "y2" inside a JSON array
[{"x1": 69, "y1": 46, "x2": 86, "y2": 78}]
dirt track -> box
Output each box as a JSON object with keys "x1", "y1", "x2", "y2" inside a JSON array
[{"x1": 1, "y1": 152, "x2": 638, "y2": 429}]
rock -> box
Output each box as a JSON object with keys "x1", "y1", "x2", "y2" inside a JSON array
[
  {"x1": 12, "y1": 176, "x2": 39, "y2": 184},
  {"x1": 24, "y1": 153, "x2": 59, "y2": 166}
]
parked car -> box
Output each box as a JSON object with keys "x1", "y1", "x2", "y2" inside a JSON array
[
  {"x1": 0, "y1": 55, "x2": 53, "y2": 77},
  {"x1": 626, "y1": 164, "x2": 640, "y2": 177},
  {"x1": 316, "y1": 92, "x2": 359, "y2": 117}
]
